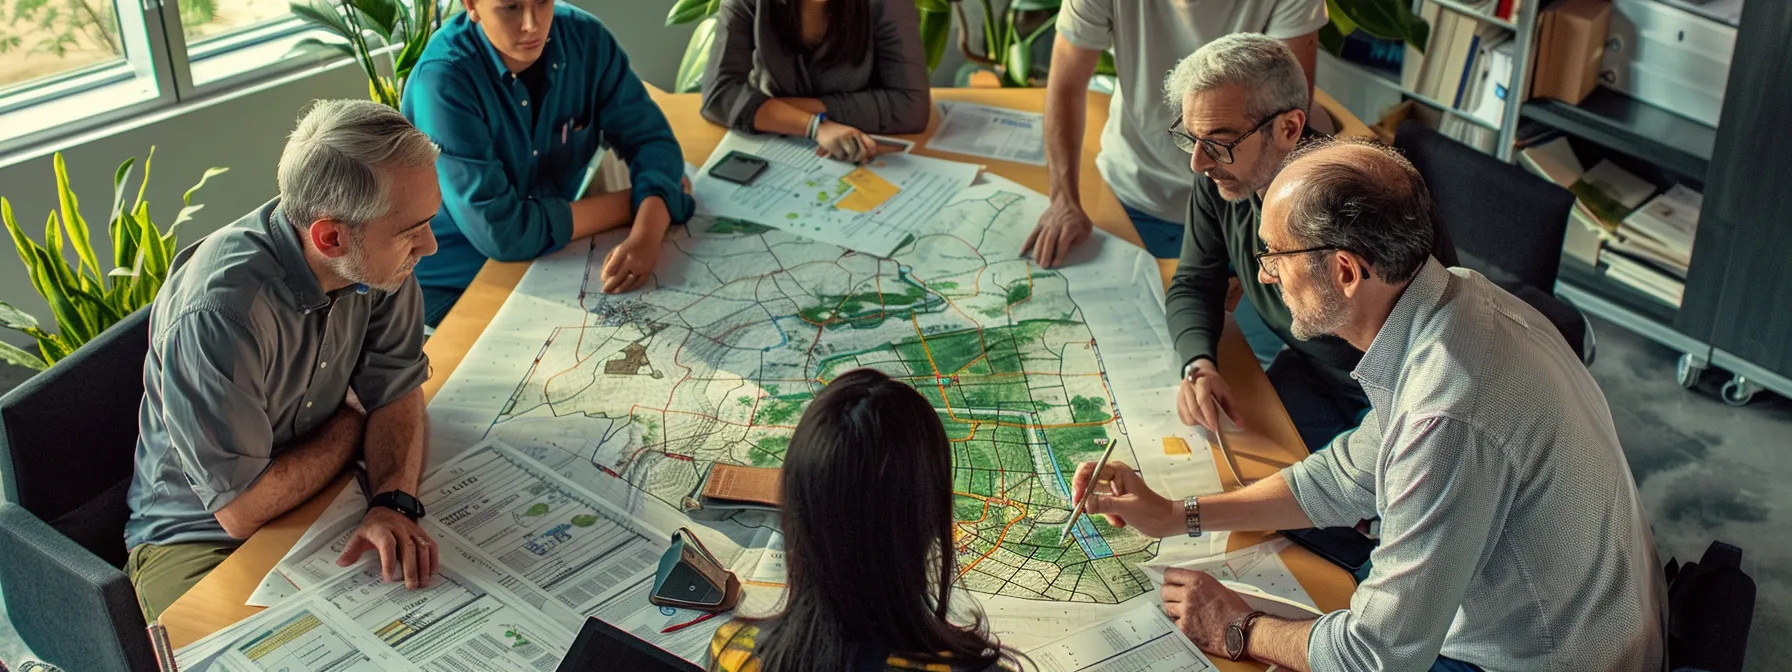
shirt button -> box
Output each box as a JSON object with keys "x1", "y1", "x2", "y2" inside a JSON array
[
  {"x1": 532, "y1": 150, "x2": 539, "y2": 156},
  {"x1": 521, "y1": 99, "x2": 529, "y2": 107},
  {"x1": 319, "y1": 361, "x2": 327, "y2": 368},
  {"x1": 306, "y1": 401, "x2": 314, "y2": 408}
]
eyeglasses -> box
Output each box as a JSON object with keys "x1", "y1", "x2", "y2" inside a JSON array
[
  {"x1": 1169, "y1": 109, "x2": 1297, "y2": 164},
  {"x1": 1256, "y1": 245, "x2": 1343, "y2": 279}
]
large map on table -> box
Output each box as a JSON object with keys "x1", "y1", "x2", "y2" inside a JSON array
[{"x1": 427, "y1": 176, "x2": 1222, "y2": 621}]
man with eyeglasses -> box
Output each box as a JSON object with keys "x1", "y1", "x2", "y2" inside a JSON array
[
  {"x1": 1164, "y1": 34, "x2": 1456, "y2": 451},
  {"x1": 1021, "y1": 0, "x2": 1327, "y2": 267},
  {"x1": 1074, "y1": 137, "x2": 1665, "y2": 671}
]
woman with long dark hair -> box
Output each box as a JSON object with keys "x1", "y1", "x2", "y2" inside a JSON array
[
  {"x1": 707, "y1": 369, "x2": 1019, "y2": 672},
  {"x1": 701, "y1": 0, "x2": 931, "y2": 164}
]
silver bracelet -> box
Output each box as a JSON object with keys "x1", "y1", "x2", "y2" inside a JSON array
[
  {"x1": 806, "y1": 113, "x2": 824, "y2": 140},
  {"x1": 1184, "y1": 495, "x2": 1202, "y2": 537}
]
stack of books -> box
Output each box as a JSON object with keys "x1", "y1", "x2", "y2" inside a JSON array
[{"x1": 1518, "y1": 137, "x2": 1700, "y2": 308}]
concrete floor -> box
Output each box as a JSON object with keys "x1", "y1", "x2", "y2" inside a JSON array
[{"x1": 0, "y1": 315, "x2": 1786, "y2": 669}]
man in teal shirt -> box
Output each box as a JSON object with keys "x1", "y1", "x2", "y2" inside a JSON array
[{"x1": 403, "y1": 1, "x2": 694, "y2": 325}]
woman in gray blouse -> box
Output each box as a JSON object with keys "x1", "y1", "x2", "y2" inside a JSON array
[{"x1": 701, "y1": 0, "x2": 931, "y2": 164}]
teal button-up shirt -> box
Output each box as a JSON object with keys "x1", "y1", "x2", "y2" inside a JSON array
[{"x1": 402, "y1": 5, "x2": 692, "y2": 301}]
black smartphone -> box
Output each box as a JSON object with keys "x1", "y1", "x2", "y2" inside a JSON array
[
  {"x1": 708, "y1": 150, "x2": 768, "y2": 186},
  {"x1": 1281, "y1": 526, "x2": 1374, "y2": 577}
]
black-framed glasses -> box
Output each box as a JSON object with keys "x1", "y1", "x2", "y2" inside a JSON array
[
  {"x1": 1256, "y1": 245, "x2": 1343, "y2": 278},
  {"x1": 1169, "y1": 108, "x2": 1297, "y2": 164}
]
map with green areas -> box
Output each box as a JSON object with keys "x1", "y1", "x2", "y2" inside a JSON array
[{"x1": 430, "y1": 181, "x2": 1178, "y2": 606}]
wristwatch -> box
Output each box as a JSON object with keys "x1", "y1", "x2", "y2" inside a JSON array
[
  {"x1": 1224, "y1": 610, "x2": 1268, "y2": 661},
  {"x1": 1183, "y1": 495, "x2": 1202, "y2": 537},
  {"x1": 370, "y1": 490, "x2": 426, "y2": 522}
]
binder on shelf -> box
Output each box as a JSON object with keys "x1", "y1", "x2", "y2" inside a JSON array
[{"x1": 1403, "y1": 2, "x2": 1445, "y2": 93}]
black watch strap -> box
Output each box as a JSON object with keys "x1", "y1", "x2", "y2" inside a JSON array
[{"x1": 370, "y1": 490, "x2": 425, "y2": 522}]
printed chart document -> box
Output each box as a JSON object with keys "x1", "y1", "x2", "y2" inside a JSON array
[
  {"x1": 690, "y1": 131, "x2": 979, "y2": 257},
  {"x1": 176, "y1": 594, "x2": 418, "y2": 672},
  {"x1": 311, "y1": 557, "x2": 575, "y2": 671},
  {"x1": 926, "y1": 102, "x2": 1047, "y2": 166},
  {"x1": 1026, "y1": 602, "x2": 1216, "y2": 672},
  {"x1": 423, "y1": 440, "x2": 665, "y2": 618}
]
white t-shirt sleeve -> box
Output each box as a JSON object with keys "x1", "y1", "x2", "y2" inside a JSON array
[
  {"x1": 1262, "y1": 0, "x2": 1330, "y2": 40},
  {"x1": 1054, "y1": 0, "x2": 1114, "y2": 51}
]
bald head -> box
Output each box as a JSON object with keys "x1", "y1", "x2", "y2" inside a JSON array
[{"x1": 1266, "y1": 137, "x2": 1438, "y2": 284}]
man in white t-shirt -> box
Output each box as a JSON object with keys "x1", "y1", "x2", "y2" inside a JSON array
[{"x1": 1022, "y1": 0, "x2": 1327, "y2": 266}]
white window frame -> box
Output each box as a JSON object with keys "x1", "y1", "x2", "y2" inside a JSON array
[{"x1": 0, "y1": 0, "x2": 349, "y2": 157}]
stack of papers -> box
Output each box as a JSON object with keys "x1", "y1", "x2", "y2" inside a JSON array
[{"x1": 925, "y1": 102, "x2": 1048, "y2": 166}]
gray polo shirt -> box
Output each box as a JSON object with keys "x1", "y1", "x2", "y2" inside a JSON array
[
  {"x1": 1284, "y1": 259, "x2": 1665, "y2": 670},
  {"x1": 124, "y1": 199, "x2": 429, "y2": 549}
]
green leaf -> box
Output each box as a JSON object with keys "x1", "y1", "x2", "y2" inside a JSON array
[
  {"x1": 346, "y1": 0, "x2": 400, "y2": 41},
  {"x1": 0, "y1": 301, "x2": 41, "y2": 331},
  {"x1": 133, "y1": 147, "x2": 155, "y2": 215},
  {"x1": 35, "y1": 333, "x2": 71, "y2": 366},
  {"x1": 664, "y1": 0, "x2": 717, "y2": 26},
  {"x1": 28, "y1": 243, "x2": 94, "y2": 345},
  {"x1": 917, "y1": 6, "x2": 951, "y2": 73},
  {"x1": 1003, "y1": 21, "x2": 1033, "y2": 87},
  {"x1": 291, "y1": 0, "x2": 355, "y2": 41},
  {"x1": 182, "y1": 166, "x2": 228, "y2": 208},
  {"x1": 53, "y1": 153, "x2": 103, "y2": 282},
  {"x1": 1330, "y1": 0, "x2": 1421, "y2": 42},
  {"x1": 108, "y1": 156, "x2": 134, "y2": 231},
  {"x1": 673, "y1": 17, "x2": 716, "y2": 94},
  {"x1": 912, "y1": 0, "x2": 950, "y2": 12},
  {"x1": 1326, "y1": 0, "x2": 1359, "y2": 38},
  {"x1": 0, "y1": 339, "x2": 47, "y2": 371},
  {"x1": 2, "y1": 200, "x2": 51, "y2": 298}
]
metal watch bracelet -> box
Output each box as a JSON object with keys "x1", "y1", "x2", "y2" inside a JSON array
[{"x1": 1184, "y1": 495, "x2": 1202, "y2": 537}]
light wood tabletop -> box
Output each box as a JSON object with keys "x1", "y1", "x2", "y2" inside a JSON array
[{"x1": 159, "y1": 86, "x2": 1364, "y2": 669}]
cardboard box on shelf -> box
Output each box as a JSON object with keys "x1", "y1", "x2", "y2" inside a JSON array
[{"x1": 1529, "y1": 0, "x2": 1613, "y2": 105}]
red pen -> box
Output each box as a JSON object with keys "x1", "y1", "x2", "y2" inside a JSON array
[{"x1": 660, "y1": 611, "x2": 722, "y2": 634}]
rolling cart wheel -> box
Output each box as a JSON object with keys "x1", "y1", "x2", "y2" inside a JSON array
[
  {"x1": 1721, "y1": 376, "x2": 1759, "y2": 407},
  {"x1": 1675, "y1": 354, "x2": 1704, "y2": 390}
]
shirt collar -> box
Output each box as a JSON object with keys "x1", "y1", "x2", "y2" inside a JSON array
[
  {"x1": 265, "y1": 202, "x2": 332, "y2": 312},
  {"x1": 1353, "y1": 257, "x2": 1451, "y2": 390}
]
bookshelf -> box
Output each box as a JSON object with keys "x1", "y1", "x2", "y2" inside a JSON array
[{"x1": 1520, "y1": 87, "x2": 1716, "y2": 180}]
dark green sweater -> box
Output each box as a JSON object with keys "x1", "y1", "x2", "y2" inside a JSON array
[{"x1": 1165, "y1": 170, "x2": 1458, "y2": 394}]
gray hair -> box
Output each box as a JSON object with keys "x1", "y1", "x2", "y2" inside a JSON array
[
  {"x1": 1162, "y1": 33, "x2": 1309, "y2": 121},
  {"x1": 1282, "y1": 137, "x2": 1438, "y2": 284},
  {"x1": 277, "y1": 99, "x2": 438, "y2": 228}
]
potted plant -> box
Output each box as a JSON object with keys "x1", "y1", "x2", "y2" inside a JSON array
[
  {"x1": 0, "y1": 149, "x2": 226, "y2": 371},
  {"x1": 288, "y1": 0, "x2": 459, "y2": 108}
]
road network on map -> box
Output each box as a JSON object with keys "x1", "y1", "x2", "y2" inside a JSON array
[{"x1": 478, "y1": 189, "x2": 1158, "y2": 605}]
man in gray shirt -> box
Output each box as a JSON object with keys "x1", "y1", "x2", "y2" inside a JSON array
[
  {"x1": 124, "y1": 99, "x2": 443, "y2": 621},
  {"x1": 1073, "y1": 139, "x2": 1665, "y2": 670}
]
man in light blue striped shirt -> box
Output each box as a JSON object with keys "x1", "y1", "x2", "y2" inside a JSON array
[{"x1": 1075, "y1": 138, "x2": 1665, "y2": 671}]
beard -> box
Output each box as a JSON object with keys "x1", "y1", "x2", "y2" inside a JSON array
[
  {"x1": 328, "y1": 246, "x2": 416, "y2": 294},
  {"x1": 1287, "y1": 277, "x2": 1349, "y2": 341}
]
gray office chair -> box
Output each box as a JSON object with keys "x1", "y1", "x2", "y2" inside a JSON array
[
  {"x1": 1394, "y1": 121, "x2": 1597, "y2": 364},
  {"x1": 0, "y1": 307, "x2": 157, "y2": 672}
]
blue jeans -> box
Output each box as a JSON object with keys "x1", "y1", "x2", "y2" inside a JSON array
[
  {"x1": 1120, "y1": 203, "x2": 1185, "y2": 259},
  {"x1": 1432, "y1": 656, "x2": 1484, "y2": 671}
]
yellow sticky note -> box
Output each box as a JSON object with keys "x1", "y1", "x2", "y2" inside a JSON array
[
  {"x1": 834, "y1": 167, "x2": 900, "y2": 213},
  {"x1": 1163, "y1": 436, "x2": 1193, "y2": 456}
]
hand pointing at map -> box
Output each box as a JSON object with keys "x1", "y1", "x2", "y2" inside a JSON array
[{"x1": 1070, "y1": 460, "x2": 1182, "y2": 538}]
